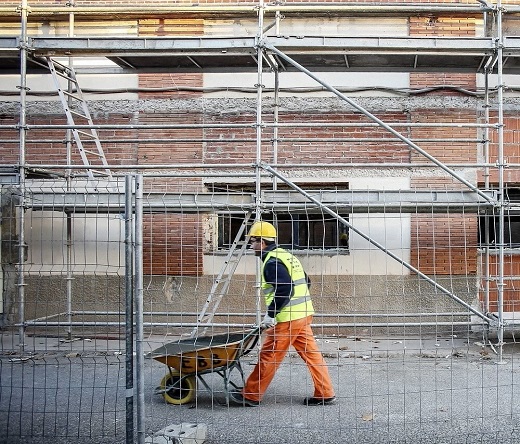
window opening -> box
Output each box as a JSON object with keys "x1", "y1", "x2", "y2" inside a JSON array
[
  {"x1": 209, "y1": 183, "x2": 350, "y2": 251},
  {"x1": 478, "y1": 186, "x2": 520, "y2": 248}
]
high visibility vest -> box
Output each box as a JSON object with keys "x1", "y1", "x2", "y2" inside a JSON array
[{"x1": 262, "y1": 247, "x2": 314, "y2": 323}]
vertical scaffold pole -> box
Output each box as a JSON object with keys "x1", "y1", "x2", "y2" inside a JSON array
[
  {"x1": 16, "y1": 0, "x2": 29, "y2": 353},
  {"x1": 496, "y1": 0, "x2": 506, "y2": 363},
  {"x1": 65, "y1": 0, "x2": 75, "y2": 341},
  {"x1": 254, "y1": 0, "x2": 266, "y2": 324},
  {"x1": 483, "y1": 69, "x2": 491, "y2": 317}
]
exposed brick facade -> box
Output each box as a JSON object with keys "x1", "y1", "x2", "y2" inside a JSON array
[
  {"x1": 408, "y1": 15, "x2": 481, "y2": 282},
  {"x1": 143, "y1": 213, "x2": 203, "y2": 276},
  {"x1": 1, "y1": 1, "x2": 518, "y2": 311},
  {"x1": 486, "y1": 255, "x2": 520, "y2": 312}
]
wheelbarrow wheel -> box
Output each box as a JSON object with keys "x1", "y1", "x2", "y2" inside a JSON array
[{"x1": 160, "y1": 371, "x2": 196, "y2": 405}]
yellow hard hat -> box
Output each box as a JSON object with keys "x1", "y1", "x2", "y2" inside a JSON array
[{"x1": 249, "y1": 221, "x2": 277, "y2": 239}]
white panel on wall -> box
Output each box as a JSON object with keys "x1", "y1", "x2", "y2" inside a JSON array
[
  {"x1": 204, "y1": 17, "x2": 407, "y2": 37},
  {"x1": 0, "y1": 71, "x2": 139, "y2": 101},
  {"x1": 25, "y1": 210, "x2": 125, "y2": 275},
  {"x1": 203, "y1": 71, "x2": 409, "y2": 98},
  {"x1": 343, "y1": 177, "x2": 411, "y2": 276},
  {"x1": 203, "y1": 16, "x2": 409, "y2": 98}
]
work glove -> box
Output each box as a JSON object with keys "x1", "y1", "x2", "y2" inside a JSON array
[{"x1": 260, "y1": 314, "x2": 277, "y2": 329}]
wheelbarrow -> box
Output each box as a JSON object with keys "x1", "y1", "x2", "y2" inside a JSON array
[{"x1": 149, "y1": 326, "x2": 262, "y2": 405}]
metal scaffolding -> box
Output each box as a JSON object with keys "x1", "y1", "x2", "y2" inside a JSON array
[
  {"x1": 0, "y1": 1, "x2": 516, "y2": 341},
  {"x1": 2, "y1": 2, "x2": 520, "y2": 443}
]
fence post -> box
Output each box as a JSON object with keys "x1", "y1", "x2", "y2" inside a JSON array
[
  {"x1": 125, "y1": 174, "x2": 135, "y2": 444},
  {"x1": 134, "y1": 174, "x2": 145, "y2": 443}
]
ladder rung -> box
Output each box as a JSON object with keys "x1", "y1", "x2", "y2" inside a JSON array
[
  {"x1": 69, "y1": 109, "x2": 89, "y2": 120},
  {"x1": 63, "y1": 90, "x2": 84, "y2": 102},
  {"x1": 76, "y1": 130, "x2": 97, "y2": 139},
  {"x1": 50, "y1": 58, "x2": 71, "y2": 71},
  {"x1": 89, "y1": 170, "x2": 112, "y2": 177},
  {"x1": 53, "y1": 69, "x2": 78, "y2": 83},
  {"x1": 81, "y1": 149, "x2": 104, "y2": 157}
]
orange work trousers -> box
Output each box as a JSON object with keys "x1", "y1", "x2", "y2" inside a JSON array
[{"x1": 242, "y1": 315, "x2": 335, "y2": 402}]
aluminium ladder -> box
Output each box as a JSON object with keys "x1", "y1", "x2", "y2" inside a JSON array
[
  {"x1": 46, "y1": 57, "x2": 113, "y2": 187},
  {"x1": 190, "y1": 213, "x2": 253, "y2": 338}
]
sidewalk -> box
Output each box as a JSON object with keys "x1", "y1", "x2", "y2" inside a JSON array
[{"x1": 1, "y1": 328, "x2": 518, "y2": 444}]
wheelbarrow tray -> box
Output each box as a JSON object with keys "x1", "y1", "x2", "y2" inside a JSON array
[{"x1": 149, "y1": 328, "x2": 259, "y2": 375}]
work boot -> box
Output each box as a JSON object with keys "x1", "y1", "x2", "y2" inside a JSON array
[
  {"x1": 303, "y1": 396, "x2": 336, "y2": 406},
  {"x1": 228, "y1": 391, "x2": 260, "y2": 407}
]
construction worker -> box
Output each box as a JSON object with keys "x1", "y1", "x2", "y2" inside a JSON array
[{"x1": 229, "y1": 221, "x2": 336, "y2": 407}]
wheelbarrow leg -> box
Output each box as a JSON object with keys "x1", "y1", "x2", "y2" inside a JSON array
[
  {"x1": 219, "y1": 360, "x2": 247, "y2": 405},
  {"x1": 197, "y1": 373, "x2": 216, "y2": 392}
]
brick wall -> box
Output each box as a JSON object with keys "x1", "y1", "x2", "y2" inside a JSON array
[
  {"x1": 204, "y1": 111, "x2": 411, "y2": 164},
  {"x1": 137, "y1": 112, "x2": 203, "y2": 164},
  {"x1": 3, "y1": 1, "x2": 515, "y2": 291},
  {"x1": 410, "y1": 215, "x2": 478, "y2": 275},
  {"x1": 409, "y1": 15, "x2": 477, "y2": 92},
  {"x1": 203, "y1": 112, "x2": 258, "y2": 164},
  {"x1": 138, "y1": 74, "x2": 204, "y2": 100},
  {"x1": 482, "y1": 115, "x2": 520, "y2": 184},
  {"x1": 135, "y1": 16, "x2": 205, "y2": 275},
  {"x1": 407, "y1": 11, "x2": 520, "y2": 314},
  {"x1": 137, "y1": 110, "x2": 205, "y2": 275},
  {"x1": 409, "y1": 109, "x2": 478, "y2": 165},
  {"x1": 142, "y1": 213, "x2": 203, "y2": 276},
  {"x1": 2, "y1": 113, "x2": 138, "y2": 173},
  {"x1": 409, "y1": 16, "x2": 480, "y2": 278},
  {"x1": 0, "y1": 115, "x2": 20, "y2": 164},
  {"x1": 136, "y1": 13, "x2": 203, "y2": 101},
  {"x1": 409, "y1": 109, "x2": 479, "y2": 276},
  {"x1": 137, "y1": 111, "x2": 205, "y2": 277},
  {"x1": 483, "y1": 255, "x2": 520, "y2": 312},
  {"x1": 477, "y1": 114, "x2": 520, "y2": 313},
  {"x1": 278, "y1": 112, "x2": 411, "y2": 164}
]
